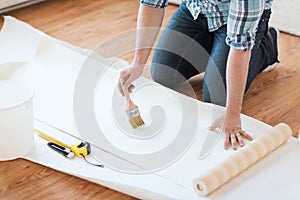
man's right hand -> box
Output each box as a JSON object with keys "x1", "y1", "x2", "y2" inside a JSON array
[{"x1": 118, "y1": 62, "x2": 144, "y2": 96}]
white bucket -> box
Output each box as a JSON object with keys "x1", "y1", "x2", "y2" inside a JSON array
[{"x1": 0, "y1": 80, "x2": 34, "y2": 161}]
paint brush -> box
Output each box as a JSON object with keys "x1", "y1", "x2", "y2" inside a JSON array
[{"x1": 120, "y1": 79, "x2": 145, "y2": 128}]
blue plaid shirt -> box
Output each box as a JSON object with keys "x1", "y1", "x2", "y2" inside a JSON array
[{"x1": 140, "y1": 0, "x2": 273, "y2": 50}]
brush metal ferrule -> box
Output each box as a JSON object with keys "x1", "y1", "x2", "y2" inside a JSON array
[{"x1": 127, "y1": 107, "x2": 141, "y2": 119}]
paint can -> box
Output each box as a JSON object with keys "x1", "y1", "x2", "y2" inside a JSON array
[{"x1": 0, "y1": 80, "x2": 34, "y2": 161}]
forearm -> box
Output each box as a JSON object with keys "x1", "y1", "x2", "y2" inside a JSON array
[
  {"x1": 226, "y1": 48, "x2": 251, "y2": 117},
  {"x1": 134, "y1": 4, "x2": 164, "y2": 66},
  {"x1": 210, "y1": 48, "x2": 253, "y2": 149}
]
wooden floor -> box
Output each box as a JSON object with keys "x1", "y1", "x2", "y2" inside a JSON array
[{"x1": 0, "y1": 0, "x2": 299, "y2": 199}]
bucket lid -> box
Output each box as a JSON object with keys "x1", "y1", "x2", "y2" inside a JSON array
[{"x1": 0, "y1": 80, "x2": 34, "y2": 110}]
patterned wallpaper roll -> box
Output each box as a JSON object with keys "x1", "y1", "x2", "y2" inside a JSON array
[{"x1": 193, "y1": 123, "x2": 292, "y2": 196}]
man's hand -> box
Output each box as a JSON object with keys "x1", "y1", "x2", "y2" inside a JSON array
[
  {"x1": 209, "y1": 112, "x2": 253, "y2": 150},
  {"x1": 118, "y1": 63, "x2": 144, "y2": 96}
]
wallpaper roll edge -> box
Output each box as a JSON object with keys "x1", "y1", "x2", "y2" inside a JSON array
[{"x1": 193, "y1": 123, "x2": 292, "y2": 196}]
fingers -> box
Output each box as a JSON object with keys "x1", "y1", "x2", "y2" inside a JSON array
[
  {"x1": 118, "y1": 71, "x2": 133, "y2": 96},
  {"x1": 118, "y1": 66, "x2": 140, "y2": 96},
  {"x1": 209, "y1": 120, "x2": 219, "y2": 131},
  {"x1": 118, "y1": 79, "x2": 125, "y2": 96},
  {"x1": 210, "y1": 113, "x2": 253, "y2": 150},
  {"x1": 235, "y1": 132, "x2": 244, "y2": 147},
  {"x1": 224, "y1": 133, "x2": 230, "y2": 150},
  {"x1": 224, "y1": 132, "x2": 240, "y2": 151},
  {"x1": 209, "y1": 116, "x2": 223, "y2": 131},
  {"x1": 224, "y1": 129, "x2": 252, "y2": 150},
  {"x1": 118, "y1": 71, "x2": 127, "y2": 96},
  {"x1": 123, "y1": 77, "x2": 137, "y2": 96},
  {"x1": 128, "y1": 85, "x2": 135, "y2": 93},
  {"x1": 239, "y1": 129, "x2": 253, "y2": 141},
  {"x1": 230, "y1": 133, "x2": 238, "y2": 150}
]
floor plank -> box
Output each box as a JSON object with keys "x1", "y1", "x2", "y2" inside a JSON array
[{"x1": 0, "y1": 0, "x2": 299, "y2": 199}]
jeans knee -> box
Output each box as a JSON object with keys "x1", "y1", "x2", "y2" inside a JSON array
[
  {"x1": 202, "y1": 81, "x2": 226, "y2": 106},
  {"x1": 151, "y1": 64, "x2": 182, "y2": 90},
  {"x1": 151, "y1": 66, "x2": 165, "y2": 85},
  {"x1": 202, "y1": 83, "x2": 211, "y2": 103},
  {"x1": 151, "y1": 49, "x2": 188, "y2": 89}
]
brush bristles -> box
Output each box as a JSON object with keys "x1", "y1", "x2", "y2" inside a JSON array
[
  {"x1": 129, "y1": 115, "x2": 145, "y2": 128},
  {"x1": 127, "y1": 107, "x2": 144, "y2": 128}
]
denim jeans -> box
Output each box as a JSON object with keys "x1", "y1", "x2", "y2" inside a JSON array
[{"x1": 151, "y1": 3, "x2": 276, "y2": 106}]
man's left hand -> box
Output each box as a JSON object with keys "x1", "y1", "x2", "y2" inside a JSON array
[{"x1": 209, "y1": 112, "x2": 253, "y2": 150}]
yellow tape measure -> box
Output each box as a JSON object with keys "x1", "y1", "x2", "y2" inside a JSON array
[
  {"x1": 71, "y1": 142, "x2": 91, "y2": 158},
  {"x1": 35, "y1": 129, "x2": 90, "y2": 158},
  {"x1": 34, "y1": 122, "x2": 104, "y2": 167}
]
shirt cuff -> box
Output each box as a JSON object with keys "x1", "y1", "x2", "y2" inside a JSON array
[
  {"x1": 225, "y1": 32, "x2": 256, "y2": 51},
  {"x1": 140, "y1": 0, "x2": 168, "y2": 8}
]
